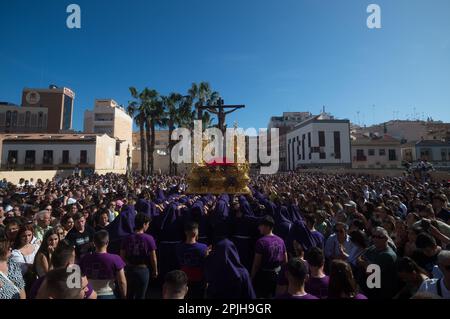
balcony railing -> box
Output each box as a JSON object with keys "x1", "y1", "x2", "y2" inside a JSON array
[{"x1": 353, "y1": 156, "x2": 367, "y2": 162}]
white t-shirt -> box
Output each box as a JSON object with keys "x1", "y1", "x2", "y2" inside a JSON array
[
  {"x1": 417, "y1": 278, "x2": 450, "y2": 299},
  {"x1": 10, "y1": 244, "x2": 39, "y2": 275}
]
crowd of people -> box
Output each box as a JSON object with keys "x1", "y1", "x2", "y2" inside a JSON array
[{"x1": 0, "y1": 171, "x2": 449, "y2": 300}]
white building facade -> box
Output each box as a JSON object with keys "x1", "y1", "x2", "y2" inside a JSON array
[
  {"x1": 286, "y1": 115, "x2": 351, "y2": 170},
  {"x1": 0, "y1": 134, "x2": 128, "y2": 173}
]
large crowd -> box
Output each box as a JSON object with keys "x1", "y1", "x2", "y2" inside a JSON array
[{"x1": 0, "y1": 170, "x2": 449, "y2": 299}]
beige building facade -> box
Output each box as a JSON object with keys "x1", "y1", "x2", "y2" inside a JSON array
[
  {"x1": 356, "y1": 120, "x2": 450, "y2": 143},
  {"x1": 84, "y1": 99, "x2": 133, "y2": 170},
  {"x1": 351, "y1": 135, "x2": 402, "y2": 169}
]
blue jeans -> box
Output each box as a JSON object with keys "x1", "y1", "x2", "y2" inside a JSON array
[{"x1": 125, "y1": 266, "x2": 150, "y2": 299}]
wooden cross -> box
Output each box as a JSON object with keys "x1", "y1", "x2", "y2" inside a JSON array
[{"x1": 197, "y1": 98, "x2": 245, "y2": 132}]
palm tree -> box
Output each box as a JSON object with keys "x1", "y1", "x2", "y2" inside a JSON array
[
  {"x1": 161, "y1": 93, "x2": 193, "y2": 175},
  {"x1": 188, "y1": 82, "x2": 220, "y2": 123},
  {"x1": 128, "y1": 87, "x2": 147, "y2": 175},
  {"x1": 142, "y1": 89, "x2": 163, "y2": 175}
]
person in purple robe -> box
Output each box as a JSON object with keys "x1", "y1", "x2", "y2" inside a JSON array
[
  {"x1": 287, "y1": 201, "x2": 303, "y2": 223},
  {"x1": 204, "y1": 239, "x2": 256, "y2": 299},
  {"x1": 135, "y1": 196, "x2": 157, "y2": 219},
  {"x1": 158, "y1": 203, "x2": 184, "y2": 278},
  {"x1": 184, "y1": 200, "x2": 211, "y2": 245},
  {"x1": 286, "y1": 218, "x2": 318, "y2": 258},
  {"x1": 273, "y1": 206, "x2": 292, "y2": 241},
  {"x1": 230, "y1": 197, "x2": 259, "y2": 272},
  {"x1": 106, "y1": 205, "x2": 136, "y2": 255},
  {"x1": 210, "y1": 195, "x2": 230, "y2": 243},
  {"x1": 155, "y1": 189, "x2": 166, "y2": 204}
]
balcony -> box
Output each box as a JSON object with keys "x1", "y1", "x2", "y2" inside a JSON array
[{"x1": 353, "y1": 156, "x2": 367, "y2": 162}]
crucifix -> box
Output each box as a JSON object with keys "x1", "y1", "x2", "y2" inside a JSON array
[{"x1": 197, "y1": 98, "x2": 245, "y2": 132}]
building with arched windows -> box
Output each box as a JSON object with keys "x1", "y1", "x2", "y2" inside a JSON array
[{"x1": 0, "y1": 102, "x2": 49, "y2": 133}]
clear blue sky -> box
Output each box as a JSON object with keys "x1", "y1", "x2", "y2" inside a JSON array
[{"x1": 1, "y1": 0, "x2": 449, "y2": 131}]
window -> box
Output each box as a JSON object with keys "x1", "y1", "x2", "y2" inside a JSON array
[
  {"x1": 25, "y1": 150, "x2": 36, "y2": 165},
  {"x1": 319, "y1": 152, "x2": 326, "y2": 159},
  {"x1": 38, "y1": 112, "x2": 44, "y2": 128},
  {"x1": 12, "y1": 111, "x2": 18, "y2": 127},
  {"x1": 368, "y1": 149, "x2": 375, "y2": 156},
  {"x1": 80, "y1": 150, "x2": 87, "y2": 164},
  {"x1": 31, "y1": 114, "x2": 38, "y2": 127},
  {"x1": 63, "y1": 95, "x2": 73, "y2": 130},
  {"x1": 308, "y1": 132, "x2": 311, "y2": 159},
  {"x1": 334, "y1": 131, "x2": 341, "y2": 159},
  {"x1": 318, "y1": 131, "x2": 325, "y2": 147},
  {"x1": 7, "y1": 151, "x2": 18, "y2": 165},
  {"x1": 62, "y1": 150, "x2": 70, "y2": 164},
  {"x1": 5, "y1": 111, "x2": 11, "y2": 127},
  {"x1": 43, "y1": 150, "x2": 53, "y2": 164},
  {"x1": 420, "y1": 149, "x2": 431, "y2": 161},
  {"x1": 302, "y1": 134, "x2": 305, "y2": 160},
  {"x1": 116, "y1": 141, "x2": 121, "y2": 156},
  {"x1": 356, "y1": 149, "x2": 366, "y2": 161},
  {"x1": 379, "y1": 149, "x2": 386, "y2": 156},
  {"x1": 18, "y1": 113, "x2": 25, "y2": 126},
  {"x1": 441, "y1": 149, "x2": 447, "y2": 161},
  {"x1": 25, "y1": 111, "x2": 31, "y2": 127},
  {"x1": 388, "y1": 149, "x2": 397, "y2": 161},
  {"x1": 297, "y1": 137, "x2": 301, "y2": 160}
]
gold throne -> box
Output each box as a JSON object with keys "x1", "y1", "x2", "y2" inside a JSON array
[{"x1": 186, "y1": 132, "x2": 251, "y2": 195}]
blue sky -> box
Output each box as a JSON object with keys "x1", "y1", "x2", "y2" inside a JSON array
[{"x1": 1, "y1": 0, "x2": 449, "y2": 131}]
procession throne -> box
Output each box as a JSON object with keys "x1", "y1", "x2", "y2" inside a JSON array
[{"x1": 186, "y1": 130, "x2": 251, "y2": 195}]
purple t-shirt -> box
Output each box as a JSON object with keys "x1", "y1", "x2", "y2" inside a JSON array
[
  {"x1": 80, "y1": 252, "x2": 125, "y2": 280},
  {"x1": 121, "y1": 233, "x2": 157, "y2": 266},
  {"x1": 276, "y1": 293, "x2": 319, "y2": 300},
  {"x1": 255, "y1": 235, "x2": 286, "y2": 269},
  {"x1": 305, "y1": 276, "x2": 330, "y2": 299}
]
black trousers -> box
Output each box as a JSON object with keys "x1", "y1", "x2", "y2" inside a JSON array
[
  {"x1": 125, "y1": 266, "x2": 150, "y2": 299},
  {"x1": 254, "y1": 270, "x2": 279, "y2": 299}
]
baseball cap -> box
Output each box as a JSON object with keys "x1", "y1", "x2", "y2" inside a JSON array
[{"x1": 344, "y1": 201, "x2": 357, "y2": 208}]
